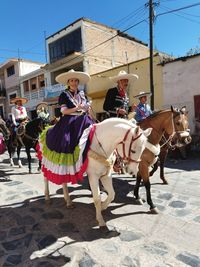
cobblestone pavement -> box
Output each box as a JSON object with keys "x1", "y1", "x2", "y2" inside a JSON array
[{"x1": 0, "y1": 150, "x2": 200, "y2": 267}]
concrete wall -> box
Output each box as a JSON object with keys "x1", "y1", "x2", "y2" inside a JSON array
[
  {"x1": 162, "y1": 55, "x2": 200, "y2": 133},
  {"x1": 83, "y1": 20, "x2": 150, "y2": 75}
]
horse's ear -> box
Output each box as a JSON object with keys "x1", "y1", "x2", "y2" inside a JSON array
[
  {"x1": 171, "y1": 106, "x2": 174, "y2": 112},
  {"x1": 143, "y1": 127, "x2": 152, "y2": 137},
  {"x1": 181, "y1": 106, "x2": 187, "y2": 114}
]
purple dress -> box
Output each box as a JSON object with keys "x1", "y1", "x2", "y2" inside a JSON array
[{"x1": 38, "y1": 89, "x2": 94, "y2": 184}]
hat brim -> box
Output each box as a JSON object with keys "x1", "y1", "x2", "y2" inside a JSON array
[
  {"x1": 36, "y1": 102, "x2": 48, "y2": 111},
  {"x1": 56, "y1": 71, "x2": 90, "y2": 85},
  {"x1": 10, "y1": 97, "x2": 28, "y2": 104},
  {"x1": 110, "y1": 74, "x2": 138, "y2": 83},
  {"x1": 134, "y1": 92, "x2": 152, "y2": 98}
]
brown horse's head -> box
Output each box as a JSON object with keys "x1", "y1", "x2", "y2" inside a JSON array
[{"x1": 171, "y1": 106, "x2": 192, "y2": 147}]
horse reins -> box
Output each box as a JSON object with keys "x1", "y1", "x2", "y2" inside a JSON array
[{"x1": 116, "y1": 128, "x2": 143, "y2": 163}]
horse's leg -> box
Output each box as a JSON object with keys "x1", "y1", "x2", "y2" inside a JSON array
[
  {"x1": 133, "y1": 174, "x2": 143, "y2": 205},
  {"x1": 149, "y1": 160, "x2": 158, "y2": 177},
  {"x1": 88, "y1": 173, "x2": 107, "y2": 229},
  {"x1": 25, "y1": 147, "x2": 32, "y2": 173},
  {"x1": 100, "y1": 175, "x2": 115, "y2": 211},
  {"x1": 17, "y1": 145, "x2": 23, "y2": 168},
  {"x1": 7, "y1": 139, "x2": 15, "y2": 166},
  {"x1": 143, "y1": 178, "x2": 158, "y2": 214},
  {"x1": 159, "y1": 148, "x2": 169, "y2": 184},
  {"x1": 44, "y1": 177, "x2": 51, "y2": 203},
  {"x1": 62, "y1": 183, "x2": 74, "y2": 208}
]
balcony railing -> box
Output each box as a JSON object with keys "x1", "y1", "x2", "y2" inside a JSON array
[{"x1": 24, "y1": 88, "x2": 45, "y2": 101}]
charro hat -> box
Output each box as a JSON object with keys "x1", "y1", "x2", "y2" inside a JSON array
[
  {"x1": 36, "y1": 102, "x2": 48, "y2": 112},
  {"x1": 56, "y1": 69, "x2": 90, "y2": 85},
  {"x1": 134, "y1": 91, "x2": 152, "y2": 99},
  {"x1": 110, "y1": 70, "x2": 138, "y2": 83},
  {"x1": 10, "y1": 97, "x2": 28, "y2": 104}
]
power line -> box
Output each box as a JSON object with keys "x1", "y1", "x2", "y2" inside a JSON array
[{"x1": 156, "y1": 2, "x2": 200, "y2": 18}]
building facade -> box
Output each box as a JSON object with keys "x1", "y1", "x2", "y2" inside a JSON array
[
  {"x1": 0, "y1": 59, "x2": 44, "y2": 119},
  {"x1": 162, "y1": 53, "x2": 200, "y2": 134},
  {"x1": 41, "y1": 17, "x2": 151, "y2": 116}
]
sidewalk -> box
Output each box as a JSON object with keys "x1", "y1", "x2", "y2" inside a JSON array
[{"x1": 0, "y1": 150, "x2": 200, "y2": 267}]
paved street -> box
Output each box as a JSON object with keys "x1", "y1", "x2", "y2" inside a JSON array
[{"x1": 0, "y1": 149, "x2": 200, "y2": 267}]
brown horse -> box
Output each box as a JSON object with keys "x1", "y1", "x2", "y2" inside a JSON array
[
  {"x1": 149, "y1": 106, "x2": 192, "y2": 184},
  {"x1": 133, "y1": 106, "x2": 190, "y2": 213}
]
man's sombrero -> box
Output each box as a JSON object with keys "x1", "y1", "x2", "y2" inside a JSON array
[
  {"x1": 10, "y1": 97, "x2": 28, "y2": 104},
  {"x1": 134, "y1": 91, "x2": 152, "y2": 99},
  {"x1": 36, "y1": 102, "x2": 48, "y2": 112},
  {"x1": 110, "y1": 70, "x2": 138, "y2": 83},
  {"x1": 56, "y1": 69, "x2": 90, "y2": 85}
]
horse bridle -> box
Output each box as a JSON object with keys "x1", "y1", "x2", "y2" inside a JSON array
[
  {"x1": 94, "y1": 127, "x2": 143, "y2": 164},
  {"x1": 161, "y1": 110, "x2": 190, "y2": 149},
  {"x1": 116, "y1": 128, "x2": 143, "y2": 164}
]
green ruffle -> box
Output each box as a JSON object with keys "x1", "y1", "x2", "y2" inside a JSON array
[{"x1": 40, "y1": 126, "x2": 80, "y2": 166}]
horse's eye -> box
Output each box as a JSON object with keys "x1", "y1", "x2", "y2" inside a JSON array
[{"x1": 131, "y1": 150, "x2": 136, "y2": 154}]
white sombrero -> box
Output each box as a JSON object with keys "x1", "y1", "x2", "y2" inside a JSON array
[
  {"x1": 10, "y1": 97, "x2": 28, "y2": 104},
  {"x1": 56, "y1": 69, "x2": 90, "y2": 85},
  {"x1": 134, "y1": 91, "x2": 152, "y2": 99},
  {"x1": 110, "y1": 70, "x2": 138, "y2": 83}
]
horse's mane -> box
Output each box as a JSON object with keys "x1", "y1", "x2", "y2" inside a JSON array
[{"x1": 26, "y1": 118, "x2": 43, "y2": 130}]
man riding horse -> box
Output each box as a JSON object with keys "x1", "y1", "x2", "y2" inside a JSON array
[
  {"x1": 103, "y1": 70, "x2": 138, "y2": 118},
  {"x1": 10, "y1": 97, "x2": 29, "y2": 145}
]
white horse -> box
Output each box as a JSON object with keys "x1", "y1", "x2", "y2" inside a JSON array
[{"x1": 44, "y1": 118, "x2": 152, "y2": 230}]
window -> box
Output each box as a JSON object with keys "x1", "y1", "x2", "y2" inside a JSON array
[
  {"x1": 38, "y1": 74, "x2": 45, "y2": 88},
  {"x1": 7, "y1": 65, "x2": 15, "y2": 77},
  {"x1": 194, "y1": 95, "x2": 200, "y2": 120},
  {"x1": 23, "y1": 80, "x2": 29, "y2": 92},
  {"x1": 49, "y1": 28, "x2": 82, "y2": 63},
  {"x1": 30, "y1": 77, "x2": 37, "y2": 91},
  {"x1": 9, "y1": 92, "x2": 17, "y2": 104},
  {"x1": 31, "y1": 84, "x2": 36, "y2": 90},
  {"x1": 40, "y1": 80, "x2": 45, "y2": 87}
]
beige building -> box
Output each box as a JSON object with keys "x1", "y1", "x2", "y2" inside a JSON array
[
  {"x1": 87, "y1": 53, "x2": 170, "y2": 120},
  {"x1": 0, "y1": 58, "x2": 44, "y2": 119},
  {"x1": 42, "y1": 17, "x2": 151, "y2": 115}
]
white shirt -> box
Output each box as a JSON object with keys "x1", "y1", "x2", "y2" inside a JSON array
[{"x1": 11, "y1": 105, "x2": 27, "y2": 124}]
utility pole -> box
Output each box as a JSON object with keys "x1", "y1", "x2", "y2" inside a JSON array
[
  {"x1": 149, "y1": 0, "x2": 154, "y2": 110},
  {"x1": 146, "y1": 0, "x2": 159, "y2": 110}
]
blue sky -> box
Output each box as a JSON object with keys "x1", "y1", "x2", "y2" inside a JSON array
[{"x1": 0, "y1": 0, "x2": 200, "y2": 64}]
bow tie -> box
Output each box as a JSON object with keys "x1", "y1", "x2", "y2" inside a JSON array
[{"x1": 17, "y1": 106, "x2": 23, "y2": 114}]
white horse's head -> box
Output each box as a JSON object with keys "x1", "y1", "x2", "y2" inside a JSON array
[{"x1": 116, "y1": 126, "x2": 152, "y2": 176}]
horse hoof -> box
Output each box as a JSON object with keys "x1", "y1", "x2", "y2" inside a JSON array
[
  {"x1": 134, "y1": 198, "x2": 144, "y2": 205},
  {"x1": 66, "y1": 203, "x2": 75, "y2": 209},
  {"x1": 45, "y1": 199, "x2": 52, "y2": 205},
  {"x1": 162, "y1": 179, "x2": 168, "y2": 185},
  {"x1": 149, "y1": 207, "x2": 159, "y2": 214},
  {"x1": 99, "y1": 225, "x2": 110, "y2": 234}
]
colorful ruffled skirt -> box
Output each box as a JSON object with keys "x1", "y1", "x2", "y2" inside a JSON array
[{"x1": 37, "y1": 114, "x2": 94, "y2": 185}]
